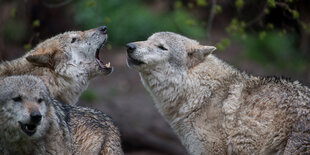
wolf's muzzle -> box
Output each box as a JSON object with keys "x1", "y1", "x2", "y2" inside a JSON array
[
  {"x1": 126, "y1": 43, "x2": 136, "y2": 54},
  {"x1": 97, "y1": 26, "x2": 107, "y2": 34},
  {"x1": 18, "y1": 111, "x2": 42, "y2": 136}
]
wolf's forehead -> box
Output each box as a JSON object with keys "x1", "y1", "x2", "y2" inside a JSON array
[
  {"x1": 67, "y1": 32, "x2": 82, "y2": 37},
  {"x1": 149, "y1": 32, "x2": 199, "y2": 45},
  {"x1": 58, "y1": 31, "x2": 83, "y2": 39},
  {"x1": 1, "y1": 76, "x2": 46, "y2": 90}
]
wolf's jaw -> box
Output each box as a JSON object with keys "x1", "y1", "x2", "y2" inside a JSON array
[
  {"x1": 18, "y1": 121, "x2": 38, "y2": 136},
  {"x1": 127, "y1": 55, "x2": 146, "y2": 66},
  {"x1": 95, "y1": 44, "x2": 113, "y2": 75}
]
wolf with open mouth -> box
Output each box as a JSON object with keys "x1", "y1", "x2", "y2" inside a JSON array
[{"x1": 0, "y1": 26, "x2": 112, "y2": 105}]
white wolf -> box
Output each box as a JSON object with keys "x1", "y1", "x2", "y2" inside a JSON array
[{"x1": 126, "y1": 32, "x2": 310, "y2": 155}]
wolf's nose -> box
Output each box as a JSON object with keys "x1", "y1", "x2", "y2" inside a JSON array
[
  {"x1": 126, "y1": 43, "x2": 136, "y2": 54},
  {"x1": 98, "y1": 26, "x2": 107, "y2": 34},
  {"x1": 30, "y1": 111, "x2": 42, "y2": 124}
]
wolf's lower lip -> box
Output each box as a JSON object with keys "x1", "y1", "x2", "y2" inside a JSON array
[
  {"x1": 18, "y1": 121, "x2": 37, "y2": 136},
  {"x1": 127, "y1": 55, "x2": 145, "y2": 66}
]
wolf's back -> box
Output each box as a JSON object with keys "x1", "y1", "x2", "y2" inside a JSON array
[{"x1": 53, "y1": 101, "x2": 123, "y2": 154}]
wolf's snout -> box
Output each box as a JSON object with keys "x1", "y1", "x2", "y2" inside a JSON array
[
  {"x1": 30, "y1": 111, "x2": 42, "y2": 124},
  {"x1": 126, "y1": 43, "x2": 136, "y2": 54},
  {"x1": 97, "y1": 26, "x2": 107, "y2": 34}
]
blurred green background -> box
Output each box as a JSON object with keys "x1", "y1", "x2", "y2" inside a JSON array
[
  {"x1": 0, "y1": 0, "x2": 310, "y2": 154},
  {"x1": 1, "y1": 0, "x2": 309, "y2": 77}
]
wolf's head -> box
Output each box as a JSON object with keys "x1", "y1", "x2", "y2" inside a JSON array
[
  {"x1": 25, "y1": 26, "x2": 112, "y2": 79},
  {"x1": 0, "y1": 76, "x2": 50, "y2": 139},
  {"x1": 126, "y1": 32, "x2": 216, "y2": 73}
]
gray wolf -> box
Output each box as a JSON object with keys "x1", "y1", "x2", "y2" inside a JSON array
[
  {"x1": 0, "y1": 75, "x2": 123, "y2": 154},
  {"x1": 0, "y1": 26, "x2": 112, "y2": 105},
  {"x1": 126, "y1": 32, "x2": 310, "y2": 155}
]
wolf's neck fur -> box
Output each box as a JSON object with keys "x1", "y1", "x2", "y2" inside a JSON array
[
  {"x1": 140, "y1": 63, "x2": 186, "y2": 121},
  {"x1": 0, "y1": 57, "x2": 89, "y2": 105},
  {"x1": 140, "y1": 55, "x2": 241, "y2": 122}
]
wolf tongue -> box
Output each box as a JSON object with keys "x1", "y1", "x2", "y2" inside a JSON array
[{"x1": 96, "y1": 59, "x2": 105, "y2": 68}]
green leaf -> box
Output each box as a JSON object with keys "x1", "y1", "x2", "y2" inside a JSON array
[
  {"x1": 259, "y1": 31, "x2": 266, "y2": 40},
  {"x1": 174, "y1": 1, "x2": 183, "y2": 9},
  {"x1": 216, "y1": 38, "x2": 230, "y2": 51},
  {"x1": 235, "y1": 0, "x2": 244, "y2": 9},
  {"x1": 11, "y1": 8, "x2": 16, "y2": 18},
  {"x1": 32, "y1": 20, "x2": 40, "y2": 28},
  {"x1": 85, "y1": 0, "x2": 95, "y2": 7},
  {"x1": 196, "y1": 0, "x2": 207, "y2": 6},
  {"x1": 212, "y1": 5, "x2": 222, "y2": 14},
  {"x1": 267, "y1": 0, "x2": 276, "y2": 8},
  {"x1": 267, "y1": 23, "x2": 274, "y2": 29},
  {"x1": 24, "y1": 44, "x2": 31, "y2": 51},
  {"x1": 264, "y1": 8, "x2": 270, "y2": 14},
  {"x1": 106, "y1": 43, "x2": 112, "y2": 50},
  {"x1": 185, "y1": 19, "x2": 197, "y2": 26},
  {"x1": 80, "y1": 89, "x2": 99, "y2": 102},
  {"x1": 103, "y1": 17, "x2": 112, "y2": 24},
  {"x1": 291, "y1": 10, "x2": 299, "y2": 19},
  {"x1": 301, "y1": 22, "x2": 310, "y2": 34},
  {"x1": 187, "y1": 3, "x2": 194, "y2": 9}
]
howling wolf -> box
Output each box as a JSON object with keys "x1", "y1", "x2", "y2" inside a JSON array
[{"x1": 0, "y1": 26, "x2": 112, "y2": 105}]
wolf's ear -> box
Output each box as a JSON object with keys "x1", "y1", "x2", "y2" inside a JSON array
[
  {"x1": 26, "y1": 47, "x2": 57, "y2": 67},
  {"x1": 186, "y1": 45, "x2": 216, "y2": 68},
  {"x1": 199, "y1": 45, "x2": 216, "y2": 57},
  {"x1": 188, "y1": 45, "x2": 216, "y2": 57}
]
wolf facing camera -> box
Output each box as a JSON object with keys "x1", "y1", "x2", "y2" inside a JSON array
[{"x1": 0, "y1": 75, "x2": 123, "y2": 154}]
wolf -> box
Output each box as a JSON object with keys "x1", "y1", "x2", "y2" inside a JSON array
[
  {"x1": 126, "y1": 32, "x2": 310, "y2": 155},
  {"x1": 0, "y1": 75, "x2": 123, "y2": 154},
  {"x1": 0, "y1": 26, "x2": 112, "y2": 105}
]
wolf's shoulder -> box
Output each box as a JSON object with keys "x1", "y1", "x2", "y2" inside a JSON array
[
  {"x1": 52, "y1": 100, "x2": 118, "y2": 131},
  {"x1": 244, "y1": 75, "x2": 310, "y2": 103}
]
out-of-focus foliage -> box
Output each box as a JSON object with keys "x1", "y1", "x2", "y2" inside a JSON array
[
  {"x1": 80, "y1": 89, "x2": 99, "y2": 102},
  {"x1": 196, "y1": 0, "x2": 207, "y2": 7},
  {"x1": 1, "y1": 0, "x2": 309, "y2": 75},
  {"x1": 73, "y1": 0, "x2": 206, "y2": 45},
  {"x1": 301, "y1": 22, "x2": 310, "y2": 34},
  {"x1": 235, "y1": 0, "x2": 244, "y2": 9},
  {"x1": 239, "y1": 32, "x2": 307, "y2": 72},
  {"x1": 186, "y1": 0, "x2": 309, "y2": 74},
  {"x1": 2, "y1": 18, "x2": 27, "y2": 43},
  {"x1": 215, "y1": 38, "x2": 230, "y2": 51}
]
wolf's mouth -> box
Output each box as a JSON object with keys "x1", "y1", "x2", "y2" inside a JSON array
[
  {"x1": 18, "y1": 121, "x2": 38, "y2": 136},
  {"x1": 127, "y1": 55, "x2": 145, "y2": 66},
  {"x1": 95, "y1": 41, "x2": 113, "y2": 74}
]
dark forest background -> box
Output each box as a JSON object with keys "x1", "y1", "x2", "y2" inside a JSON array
[{"x1": 0, "y1": 0, "x2": 310, "y2": 154}]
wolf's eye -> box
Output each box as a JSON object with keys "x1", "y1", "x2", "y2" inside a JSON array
[
  {"x1": 12, "y1": 96, "x2": 22, "y2": 102},
  {"x1": 157, "y1": 45, "x2": 168, "y2": 51},
  {"x1": 71, "y1": 38, "x2": 77, "y2": 43},
  {"x1": 38, "y1": 98, "x2": 43, "y2": 104}
]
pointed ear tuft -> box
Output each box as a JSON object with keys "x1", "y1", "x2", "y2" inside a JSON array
[
  {"x1": 200, "y1": 46, "x2": 216, "y2": 56},
  {"x1": 26, "y1": 48, "x2": 56, "y2": 66}
]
